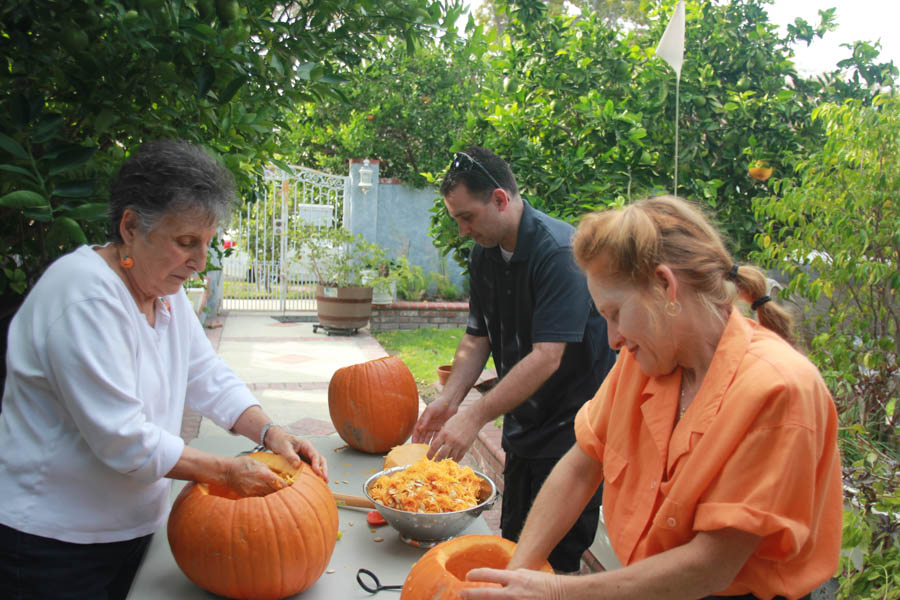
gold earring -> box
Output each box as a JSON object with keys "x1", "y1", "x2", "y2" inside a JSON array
[{"x1": 665, "y1": 300, "x2": 681, "y2": 317}]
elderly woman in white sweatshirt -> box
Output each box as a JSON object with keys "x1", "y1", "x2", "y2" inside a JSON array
[{"x1": 0, "y1": 139, "x2": 326, "y2": 599}]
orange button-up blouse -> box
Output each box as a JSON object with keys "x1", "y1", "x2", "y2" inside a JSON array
[{"x1": 575, "y1": 308, "x2": 842, "y2": 600}]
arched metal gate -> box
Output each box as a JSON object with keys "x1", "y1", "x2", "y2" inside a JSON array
[{"x1": 221, "y1": 165, "x2": 347, "y2": 313}]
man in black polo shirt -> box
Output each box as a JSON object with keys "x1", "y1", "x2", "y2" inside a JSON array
[{"x1": 412, "y1": 147, "x2": 616, "y2": 572}]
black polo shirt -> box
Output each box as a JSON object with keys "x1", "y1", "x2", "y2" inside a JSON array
[{"x1": 466, "y1": 201, "x2": 616, "y2": 459}]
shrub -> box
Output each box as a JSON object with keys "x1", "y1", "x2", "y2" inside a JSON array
[{"x1": 753, "y1": 94, "x2": 899, "y2": 598}]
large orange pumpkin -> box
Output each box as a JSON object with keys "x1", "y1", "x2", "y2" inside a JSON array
[
  {"x1": 328, "y1": 356, "x2": 419, "y2": 453},
  {"x1": 167, "y1": 452, "x2": 338, "y2": 600},
  {"x1": 400, "y1": 535, "x2": 554, "y2": 599}
]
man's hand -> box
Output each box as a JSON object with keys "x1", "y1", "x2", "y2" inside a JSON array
[
  {"x1": 426, "y1": 408, "x2": 485, "y2": 462},
  {"x1": 412, "y1": 398, "x2": 459, "y2": 444}
]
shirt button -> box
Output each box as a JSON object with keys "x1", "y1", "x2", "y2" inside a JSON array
[
  {"x1": 506, "y1": 289, "x2": 511, "y2": 295},
  {"x1": 650, "y1": 481, "x2": 656, "y2": 489},
  {"x1": 667, "y1": 517, "x2": 677, "y2": 527}
]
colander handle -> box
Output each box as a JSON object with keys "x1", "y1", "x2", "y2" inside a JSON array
[{"x1": 333, "y1": 491, "x2": 376, "y2": 509}]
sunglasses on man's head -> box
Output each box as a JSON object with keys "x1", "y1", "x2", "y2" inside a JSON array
[{"x1": 449, "y1": 151, "x2": 503, "y2": 191}]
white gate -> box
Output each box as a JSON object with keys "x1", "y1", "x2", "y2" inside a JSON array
[{"x1": 221, "y1": 165, "x2": 347, "y2": 312}]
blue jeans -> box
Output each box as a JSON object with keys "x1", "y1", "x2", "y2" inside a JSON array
[{"x1": 0, "y1": 523, "x2": 153, "y2": 600}]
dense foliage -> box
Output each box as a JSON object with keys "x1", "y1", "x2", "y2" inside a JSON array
[
  {"x1": 0, "y1": 0, "x2": 462, "y2": 313},
  {"x1": 428, "y1": 0, "x2": 895, "y2": 268},
  {"x1": 284, "y1": 36, "x2": 486, "y2": 188},
  {"x1": 754, "y1": 95, "x2": 899, "y2": 599}
]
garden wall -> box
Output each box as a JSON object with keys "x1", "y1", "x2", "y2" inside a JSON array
[
  {"x1": 369, "y1": 300, "x2": 469, "y2": 332},
  {"x1": 344, "y1": 159, "x2": 466, "y2": 290}
]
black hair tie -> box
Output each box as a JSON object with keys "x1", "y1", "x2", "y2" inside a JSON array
[
  {"x1": 751, "y1": 295, "x2": 771, "y2": 310},
  {"x1": 727, "y1": 264, "x2": 739, "y2": 281}
]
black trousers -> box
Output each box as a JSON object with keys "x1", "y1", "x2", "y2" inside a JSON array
[
  {"x1": 0, "y1": 523, "x2": 153, "y2": 600},
  {"x1": 500, "y1": 451, "x2": 603, "y2": 572}
]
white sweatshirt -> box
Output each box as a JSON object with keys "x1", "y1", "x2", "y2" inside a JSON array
[{"x1": 0, "y1": 245, "x2": 259, "y2": 543}]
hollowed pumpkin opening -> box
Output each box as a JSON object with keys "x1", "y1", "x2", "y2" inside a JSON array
[
  {"x1": 444, "y1": 543, "x2": 510, "y2": 580},
  {"x1": 197, "y1": 452, "x2": 300, "y2": 500}
]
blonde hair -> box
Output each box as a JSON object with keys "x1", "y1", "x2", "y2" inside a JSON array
[{"x1": 573, "y1": 195, "x2": 795, "y2": 345}]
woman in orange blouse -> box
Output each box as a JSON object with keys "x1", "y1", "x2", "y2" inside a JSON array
[{"x1": 461, "y1": 196, "x2": 842, "y2": 600}]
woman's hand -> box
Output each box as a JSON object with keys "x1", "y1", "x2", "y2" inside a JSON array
[
  {"x1": 459, "y1": 568, "x2": 568, "y2": 600},
  {"x1": 266, "y1": 426, "x2": 329, "y2": 482},
  {"x1": 223, "y1": 456, "x2": 287, "y2": 497}
]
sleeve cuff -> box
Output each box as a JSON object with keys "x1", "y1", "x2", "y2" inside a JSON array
[
  {"x1": 694, "y1": 502, "x2": 808, "y2": 561},
  {"x1": 575, "y1": 402, "x2": 605, "y2": 462},
  {"x1": 128, "y1": 429, "x2": 185, "y2": 484}
]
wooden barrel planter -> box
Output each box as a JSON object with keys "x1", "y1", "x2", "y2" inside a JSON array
[{"x1": 316, "y1": 284, "x2": 374, "y2": 330}]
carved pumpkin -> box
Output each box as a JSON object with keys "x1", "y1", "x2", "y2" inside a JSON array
[
  {"x1": 167, "y1": 452, "x2": 338, "y2": 600},
  {"x1": 384, "y1": 443, "x2": 430, "y2": 469},
  {"x1": 400, "y1": 535, "x2": 554, "y2": 599},
  {"x1": 328, "y1": 356, "x2": 419, "y2": 454}
]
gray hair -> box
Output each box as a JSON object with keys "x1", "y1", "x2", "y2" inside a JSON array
[{"x1": 107, "y1": 139, "x2": 238, "y2": 242}]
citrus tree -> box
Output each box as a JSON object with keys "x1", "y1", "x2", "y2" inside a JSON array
[
  {"x1": 754, "y1": 94, "x2": 899, "y2": 600},
  {"x1": 429, "y1": 0, "x2": 896, "y2": 268},
  {"x1": 283, "y1": 33, "x2": 487, "y2": 188},
  {"x1": 0, "y1": 0, "x2": 463, "y2": 384}
]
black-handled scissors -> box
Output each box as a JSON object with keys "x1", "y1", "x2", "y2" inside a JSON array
[{"x1": 357, "y1": 568, "x2": 403, "y2": 593}]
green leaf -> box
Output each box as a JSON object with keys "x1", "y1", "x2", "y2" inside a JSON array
[
  {"x1": 218, "y1": 77, "x2": 245, "y2": 105},
  {"x1": 193, "y1": 24, "x2": 217, "y2": 38},
  {"x1": 0, "y1": 164, "x2": 38, "y2": 181},
  {"x1": 2, "y1": 267, "x2": 27, "y2": 295},
  {"x1": 0, "y1": 133, "x2": 29, "y2": 160},
  {"x1": 196, "y1": 63, "x2": 215, "y2": 97},
  {"x1": 31, "y1": 114, "x2": 64, "y2": 144},
  {"x1": 48, "y1": 146, "x2": 97, "y2": 177},
  {"x1": 296, "y1": 62, "x2": 318, "y2": 81},
  {"x1": 270, "y1": 53, "x2": 285, "y2": 77},
  {"x1": 270, "y1": 158, "x2": 293, "y2": 175},
  {"x1": 94, "y1": 108, "x2": 117, "y2": 134},
  {"x1": 53, "y1": 180, "x2": 95, "y2": 198},
  {"x1": 65, "y1": 202, "x2": 109, "y2": 220},
  {"x1": 0, "y1": 190, "x2": 49, "y2": 209},
  {"x1": 46, "y1": 216, "x2": 88, "y2": 248}
]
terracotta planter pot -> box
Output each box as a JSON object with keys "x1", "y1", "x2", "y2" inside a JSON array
[{"x1": 437, "y1": 364, "x2": 452, "y2": 385}]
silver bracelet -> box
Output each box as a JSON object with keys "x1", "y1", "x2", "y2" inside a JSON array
[{"x1": 259, "y1": 423, "x2": 279, "y2": 449}]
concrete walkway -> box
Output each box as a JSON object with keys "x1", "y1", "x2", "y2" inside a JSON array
[{"x1": 186, "y1": 311, "x2": 394, "y2": 440}]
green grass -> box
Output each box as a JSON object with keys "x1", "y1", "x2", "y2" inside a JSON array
[
  {"x1": 223, "y1": 280, "x2": 316, "y2": 300},
  {"x1": 372, "y1": 327, "x2": 495, "y2": 389}
]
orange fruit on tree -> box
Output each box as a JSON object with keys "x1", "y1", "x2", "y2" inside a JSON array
[{"x1": 748, "y1": 161, "x2": 773, "y2": 182}]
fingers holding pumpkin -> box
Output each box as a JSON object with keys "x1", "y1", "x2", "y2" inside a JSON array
[
  {"x1": 266, "y1": 430, "x2": 329, "y2": 483},
  {"x1": 264, "y1": 426, "x2": 302, "y2": 467},
  {"x1": 460, "y1": 568, "x2": 566, "y2": 599},
  {"x1": 225, "y1": 456, "x2": 284, "y2": 497},
  {"x1": 293, "y1": 437, "x2": 329, "y2": 483}
]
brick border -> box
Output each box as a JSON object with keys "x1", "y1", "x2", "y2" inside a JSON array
[{"x1": 370, "y1": 300, "x2": 469, "y2": 332}]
